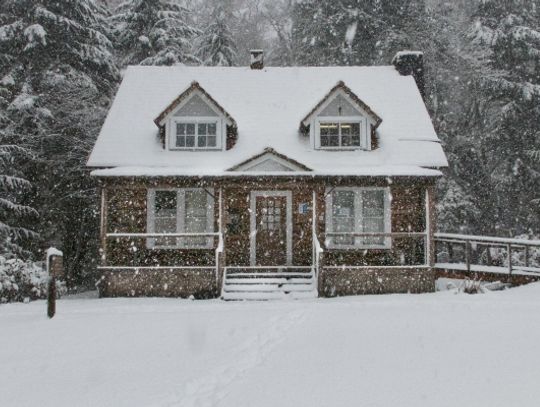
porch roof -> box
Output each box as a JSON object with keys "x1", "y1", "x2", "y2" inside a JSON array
[
  {"x1": 91, "y1": 165, "x2": 442, "y2": 178},
  {"x1": 87, "y1": 66, "x2": 448, "y2": 175}
]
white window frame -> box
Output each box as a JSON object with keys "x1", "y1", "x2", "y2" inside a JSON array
[
  {"x1": 315, "y1": 116, "x2": 366, "y2": 150},
  {"x1": 168, "y1": 116, "x2": 223, "y2": 151},
  {"x1": 325, "y1": 187, "x2": 391, "y2": 249},
  {"x1": 147, "y1": 188, "x2": 214, "y2": 249}
]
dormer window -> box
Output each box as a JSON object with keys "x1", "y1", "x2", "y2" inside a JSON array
[
  {"x1": 173, "y1": 118, "x2": 220, "y2": 149},
  {"x1": 301, "y1": 81, "x2": 382, "y2": 152},
  {"x1": 318, "y1": 120, "x2": 363, "y2": 148},
  {"x1": 154, "y1": 81, "x2": 237, "y2": 152}
]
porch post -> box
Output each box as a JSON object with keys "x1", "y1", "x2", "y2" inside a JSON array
[
  {"x1": 100, "y1": 185, "x2": 107, "y2": 267},
  {"x1": 216, "y1": 186, "x2": 225, "y2": 290},
  {"x1": 425, "y1": 186, "x2": 436, "y2": 267}
]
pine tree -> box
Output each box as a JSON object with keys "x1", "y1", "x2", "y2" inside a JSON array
[
  {"x1": 0, "y1": 0, "x2": 119, "y2": 282},
  {"x1": 197, "y1": 1, "x2": 237, "y2": 66},
  {"x1": 0, "y1": 141, "x2": 38, "y2": 256},
  {"x1": 112, "y1": 0, "x2": 201, "y2": 66},
  {"x1": 451, "y1": 0, "x2": 540, "y2": 234},
  {"x1": 291, "y1": 0, "x2": 431, "y2": 66}
]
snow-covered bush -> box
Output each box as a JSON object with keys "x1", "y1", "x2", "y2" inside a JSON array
[{"x1": 0, "y1": 256, "x2": 66, "y2": 303}]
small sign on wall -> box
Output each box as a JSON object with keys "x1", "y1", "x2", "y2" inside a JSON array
[{"x1": 298, "y1": 203, "x2": 310, "y2": 214}]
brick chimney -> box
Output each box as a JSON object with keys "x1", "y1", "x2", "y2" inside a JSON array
[
  {"x1": 250, "y1": 49, "x2": 264, "y2": 70},
  {"x1": 392, "y1": 51, "x2": 425, "y2": 100}
]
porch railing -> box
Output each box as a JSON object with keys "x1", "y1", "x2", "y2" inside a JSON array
[
  {"x1": 434, "y1": 233, "x2": 540, "y2": 276},
  {"x1": 323, "y1": 231, "x2": 429, "y2": 267},
  {"x1": 99, "y1": 232, "x2": 224, "y2": 283}
]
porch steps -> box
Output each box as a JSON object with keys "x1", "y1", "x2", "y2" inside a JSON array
[{"x1": 221, "y1": 268, "x2": 317, "y2": 301}]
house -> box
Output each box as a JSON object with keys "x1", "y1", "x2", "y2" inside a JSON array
[{"x1": 87, "y1": 50, "x2": 448, "y2": 299}]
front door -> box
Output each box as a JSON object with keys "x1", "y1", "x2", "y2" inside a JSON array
[{"x1": 251, "y1": 192, "x2": 291, "y2": 266}]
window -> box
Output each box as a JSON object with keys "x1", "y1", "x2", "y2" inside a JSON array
[
  {"x1": 325, "y1": 187, "x2": 390, "y2": 249},
  {"x1": 320, "y1": 122, "x2": 361, "y2": 147},
  {"x1": 317, "y1": 117, "x2": 364, "y2": 149},
  {"x1": 147, "y1": 188, "x2": 214, "y2": 249},
  {"x1": 171, "y1": 118, "x2": 220, "y2": 150}
]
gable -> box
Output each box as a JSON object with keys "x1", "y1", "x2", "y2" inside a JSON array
[
  {"x1": 228, "y1": 149, "x2": 312, "y2": 172},
  {"x1": 174, "y1": 94, "x2": 218, "y2": 117},
  {"x1": 154, "y1": 81, "x2": 236, "y2": 127},
  {"x1": 301, "y1": 81, "x2": 382, "y2": 128},
  {"x1": 319, "y1": 94, "x2": 361, "y2": 117}
]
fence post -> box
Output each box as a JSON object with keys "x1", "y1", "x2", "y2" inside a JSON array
[
  {"x1": 465, "y1": 241, "x2": 471, "y2": 273},
  {"x1": 507, "y1": 244, "x2": 512, "y2": 275},
  {"x1": 524, "y1": 246, "x2": 530, "y2": 268},
  {"x1": 46, "y1": 248, "x2": 63, "y2": 319}
]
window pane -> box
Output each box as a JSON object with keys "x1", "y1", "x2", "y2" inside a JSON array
[
  {"x1": 154, "y1": 191, "x2": 177, "y2": 246},
  {"x1": 186, "y1": 135, "x2": 195, "y2": 147},
  {"x1": 340, "y1": 123, "x2": 352, "y2": 136},
  {"x1": 320, "y1": 135, "x2": 329, "y2": 146},
  {"x1": 332, "y1": 191, "x2": 355, "y2": 245},
  {"x1": 184, "y1": 190, "x2": 208, "y2": 246},
  {"x1": 207, "y1": 123, "x2": 217, "y2": 135},
  {"x1": 198, "y1": 123, "x2": 207, "y2": 135},
  {"x1": 341, "y1": 135, "x2": 352, "y2": 146},
  {"x1": 176, "y1": 135, "x2": 185, "y2": 147},
  {"x1": 186, "y1": 123, "x2": 195, "y2": 135},
  {"x1": 362, "y1": 190, "x2": 385, "y2": 245},
  {"x1": 155, "y1": 191, "x2": 176, "y2": 216},
  {"x1": 328, "y1": 135, "x2": 339, "y2": 146},
  {"x1": 320, "y1": 123, "x2": 338, "y2": 136},
  {"x1": 198, "y1": 135, "x2": 207, "y2": 147},
  {"x1": 363, "y1": 190, "x2": 385, "y2": 217},
  {"x1": 176, "y1": 123, "x2": 186, "y2": 135},
  {"x1": 207, "y1": 136, "x2": 216, "y2": 147}
]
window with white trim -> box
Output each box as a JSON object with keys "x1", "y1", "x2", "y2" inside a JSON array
[
  {"x1": 170, "y1": 118, "x2": 221, "y2": 150},
  {"x1": 316, "y1": 117, "x2": 365, "y2": 149},
  {"x1": 147, "y1": 188, "x2": 214, "y2": 249},
  {"x1": 325, "y1": 187, "x2": 391, "y2": 249}
]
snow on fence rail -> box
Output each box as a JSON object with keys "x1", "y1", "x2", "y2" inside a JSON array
[
  {"x1": 100, "y1": 232, "x2": 224, "y2": 284},
  {"x1": 434, "y1": 233, "x2": 540, "y2": 276}
]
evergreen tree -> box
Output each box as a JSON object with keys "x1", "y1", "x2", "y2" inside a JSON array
[
  {"x1": 112, "y1": 0, "x2": 201, "y2": 66},
  {"x1": 291, "y1": 0, "x2": 430, "y2": 66},
  {"x1": 448, "y1": 0, "x2": 540, "y2": 234},
  {"x1": 197, "y1": 1, "x2": 238, "y2": 66},
  {"x1": 0, "y1": 0, "x2": 119, "y2": 284}
]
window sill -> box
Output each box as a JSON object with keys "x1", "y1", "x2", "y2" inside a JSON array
[
  {"x1": 326, "y1": 243, "x2": 392, "y2": 250},
  {"x1": 315, "y1": 147, "x2": 369, "y2": 151},
  {"x1": 168, "y1": 147, "x2": 223, "y2": 151}
]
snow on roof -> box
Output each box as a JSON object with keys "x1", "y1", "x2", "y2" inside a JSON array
[
  {"x1": 87, "y1": 66, "x2": 448, "y2": 175},
  {"x1": 91, "y1": 165, "x2": 442, "y2": 178}
]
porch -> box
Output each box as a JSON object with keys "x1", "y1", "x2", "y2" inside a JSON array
[{"x1": 96, "y1": 177, "x2": 437, "y2": 298}]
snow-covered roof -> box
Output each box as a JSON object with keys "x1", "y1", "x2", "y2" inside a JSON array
[{"x1": 87, "y1": 66, "x2": 448, "y2": 176}]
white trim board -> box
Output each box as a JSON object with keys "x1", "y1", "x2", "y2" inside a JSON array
[
  {"x1": 232, "y1": 151, "x2": 307, "y2": 172},
  {"x1": 249, "y1": 190, "x2": 293, "y2": 266}
]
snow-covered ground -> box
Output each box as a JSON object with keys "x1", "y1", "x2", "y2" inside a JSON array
[{"x1": 2, "y1": 285, "x2": 540, "y2": 407}]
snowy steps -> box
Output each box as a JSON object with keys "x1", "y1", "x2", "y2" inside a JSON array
[{"x1": 222, "y1": 268, "x2": 317, "y2": 301}]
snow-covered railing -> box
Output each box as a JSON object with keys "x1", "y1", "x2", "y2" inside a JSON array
[
  {"x1": 100, "y1": 232, "x2": 223, "y2": 270},
  {"x1": 324, "y1": 231, "x2": 429, "y2": 266},
  {"x1": 434, "y1": 233, "x2": 540, "y2": 275}
]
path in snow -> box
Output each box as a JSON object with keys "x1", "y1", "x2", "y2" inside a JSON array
[{"x1": 158, "y1": 307, "x2": 307, "y2": 407}]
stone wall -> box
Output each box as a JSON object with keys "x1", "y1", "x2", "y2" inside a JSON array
[
  {"x1": 319, "y1": 267, "x2": 435, "y2": 296},
  {"x1": 98, "y1": 269, "x2": 218, "y2": 298}
]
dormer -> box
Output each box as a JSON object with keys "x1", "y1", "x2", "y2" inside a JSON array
[
  {"x1": 301, "y1": 81, "x2": 382, "y2": 151},
  {"x1": 154, "y1": 81, "x2": 237, "y2": 151}
]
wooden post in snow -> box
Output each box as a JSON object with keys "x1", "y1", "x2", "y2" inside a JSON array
[{"x1": 47, "y1": 248, "x2": 63, "y2": 319}]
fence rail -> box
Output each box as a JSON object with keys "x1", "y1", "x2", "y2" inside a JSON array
[{"x1": 434, "y1": 233, "x2": 540, "y2": 276}]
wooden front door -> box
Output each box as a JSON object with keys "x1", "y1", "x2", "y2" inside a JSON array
[{"x1": 254, "y1": 194, "x2": 288, "y2": 266}]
